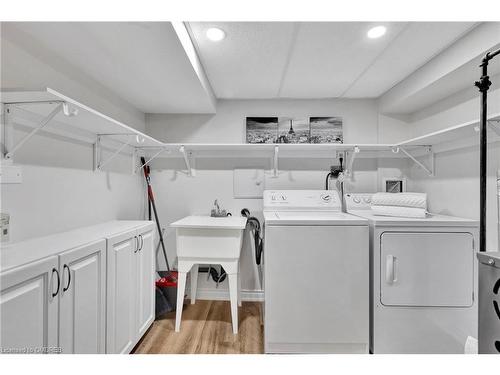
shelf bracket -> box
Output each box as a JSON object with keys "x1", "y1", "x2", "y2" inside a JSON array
[
  {"x1": 488, "y1": 120, "x2": 500, "y2": 137},
  {"x1": 93, "y1": 135, "x2": 100, "y2": 171},
  {"x1": 397, "y1": 146, "x2": 434, "y2": 176},
  {"x1": 345, "y1": 145, "x2": 360, "y2": 179},
  {"x1": 4, "y1": 102, "x2": 64, "y2": 160},
  {"x1": 96, "y1": 135, "x2": 134, "y2": 171},
  {"x1": 131, "y1": 148, "x2": 138, "y2": 175},
  {"x1": 62, "y1": 102, "x2": 78, "y2": 117},
  {"x1": 135, "y1": 148, "x2": 167, "y2": 173},
  {"x1": 273, "y1": 145, "x2": 279, "y2": 177},
  {"x1": 179, "y1": 146, "x2": 194, "y2": 176}
]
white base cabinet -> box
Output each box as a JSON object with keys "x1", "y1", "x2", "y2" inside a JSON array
[
  {"x1": 135, "y1": 226, "x2": 155, "y2": 340},
  {"x1": 106, "y1": 224, "x2": 155, "y2": 354},
  {"x1": 0, "y1": 256, "x2": 59, "y2": 354},
  {"x1": 0, "y1": 221, "x2": 155, "y2": 354},
  {"x1": 59, "y1": 240, "x2": 107, "y2": 354}
]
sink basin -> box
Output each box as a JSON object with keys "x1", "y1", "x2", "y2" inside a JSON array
[{"x1": 170, "y1": 216, "x2": 247, "y2": 259}]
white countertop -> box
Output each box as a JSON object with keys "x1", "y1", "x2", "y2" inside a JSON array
[
  {"x1": 1, "y1": 220, "x2": 153, "y2": 272},
  {"x1": 170, "y1": 216, "x2": 247, "y2": 230}
]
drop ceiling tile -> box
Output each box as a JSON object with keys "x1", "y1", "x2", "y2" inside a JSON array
[
  {"x1": 278, "y1": 22, "x2": 408, "y2": 98},
  {"x1": 344, "y1": 22, "x2": 477, "y2": 97},
  {"x1": 188, "y1": 22, "x2": 297, "y2": 98}
]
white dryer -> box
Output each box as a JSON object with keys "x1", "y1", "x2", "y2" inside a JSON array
[
  {"x1": 263, "y1": 190, "x2": 369, "y2": 354},
  {"x1": 345, "y1": 193, "x2": 478, "y2": 354}
]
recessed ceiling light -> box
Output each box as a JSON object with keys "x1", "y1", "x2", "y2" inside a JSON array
[
  {"x1": 367, "y1": 25, "x2": 386, "y2": 39},
  {"x1": 206, "y1": 27, "x2": 226, "y2": 42}
]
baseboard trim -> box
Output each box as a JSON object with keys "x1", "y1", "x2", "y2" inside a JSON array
[{"x1": 191, "y1": 288, "x2": 264, "y2": 302}]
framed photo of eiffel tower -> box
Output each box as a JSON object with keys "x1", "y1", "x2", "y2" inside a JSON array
[
  {"x1": 277, "y1": 117, "x2": 310, "y2": 144},
  {"x1": 309, "y1": 116, "x2": 343, "y2": 144}
]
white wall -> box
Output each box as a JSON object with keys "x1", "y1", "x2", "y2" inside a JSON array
[
  {"x1": 147, "y1": 98, "x2": 379, "y2": 144},
  {"x1": 377, "y1": 113, "x2": 411, "y2": 144},
  {"x1": 407, "y1": 85, "x2": 500, "y2": 251},
  {"x1": 146, "y1": 98, "x2": 409, "y2": 298},
  {"x1": 1, "y1": 164, "x2": 145, "y2": 242},
  {"x1": 1, "y1": 27, "x2": 147, "y2": 243}
]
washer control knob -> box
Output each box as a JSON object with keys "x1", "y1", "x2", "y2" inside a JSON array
[
  {"x1": 488, "y1": 258, "x2": 495, "y2": 266},
  {"x1": 353, "y1": 196, "x2": 361, "y2": 204}
]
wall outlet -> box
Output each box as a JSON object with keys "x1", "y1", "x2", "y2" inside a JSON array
[
  {"x1": 1, "y1": 213, "x2": 10, "y2": 243},
  {"x1": 335, "y1": 151, "x2": 345, "y2": 159}
]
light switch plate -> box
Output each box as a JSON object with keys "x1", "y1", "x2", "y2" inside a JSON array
[
  {"x1": 233, "y1": 169, "x2": 265, "y2": 198},
  {"x1": 0, "y1": 165, "x2": 23, "y2": 184}
]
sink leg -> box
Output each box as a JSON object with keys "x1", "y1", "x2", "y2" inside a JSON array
[
  {"x1": 190, "y1": 264, "x2": 198, "y2": 304},
  {"x1": 175, "y1": 271, "x2": 187, "y2": 332},
  {"x1": 237, "y1": 270, "x2": 242, "y2": 307},
  {"x1": 228, "y1": 273, "x2": 238, "y2": 334}
]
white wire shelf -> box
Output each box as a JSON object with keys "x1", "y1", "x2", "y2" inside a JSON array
[
  {"x1": 156, "y1": 142, "x2": 397, "y2": 158},
  {"x1": 1, "y1": 88, "x2": 164, "y2": 149},
  {"x1": 397, "y1": 114, "x2": 500, "y2": 152},
  {"x1": 2, "y1": 88, "x2": 499, "y2": 176}
]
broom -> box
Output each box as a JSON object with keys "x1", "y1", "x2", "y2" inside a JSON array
[{"x1": 140, "y1": 156, "x2": 176, "y2": 283}]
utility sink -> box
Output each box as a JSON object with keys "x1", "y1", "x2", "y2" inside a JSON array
[
  {"x1": 170, "y1": 216, "x2": 247, "y2": 259},
  {"x1": 171, "y1": 216, "x2": 248, "y2": 334}
]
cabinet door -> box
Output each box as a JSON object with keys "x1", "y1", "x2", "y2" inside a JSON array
[
  {"x1": 1, "y1": 256, "x2": 59, "y2": 353},
  {"x1": 136, "y1": 225, "x2": 155, "y2": 339},
  {"x1": 59, "y1": 240, "x2": 106, "y2": 354},
  {"x1": 106, "y1": 230, "x2": 138, "y2": 354}
]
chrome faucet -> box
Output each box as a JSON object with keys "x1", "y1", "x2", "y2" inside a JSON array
[{"x1": 211, "y1": 199, "x2": 228, "y2": 217}]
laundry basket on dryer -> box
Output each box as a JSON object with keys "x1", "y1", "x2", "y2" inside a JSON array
[{"x1": 477, "y1": 252, "x2": 500, "y2": 354}]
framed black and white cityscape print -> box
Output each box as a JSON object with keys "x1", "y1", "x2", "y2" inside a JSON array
[
  {"x1": 277, "y1": 117, "x2": 310, "y2": 143},
  {"x1": 246, "y1": 116, "x2": 343, "y2": 144},
  {"x1": 246, "y1": 117, "x2": 278, "y2": 144},
  {"x1": 309, "y1": 117, "x2": 343, "y2": 144}
]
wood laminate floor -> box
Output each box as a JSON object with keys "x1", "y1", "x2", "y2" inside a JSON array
[{"x1": 133, "y1": 300, "x2": 264, "y2": 354}]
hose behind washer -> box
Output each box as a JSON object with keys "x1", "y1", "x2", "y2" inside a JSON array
[{"x1": 241, "y1": 208, "x2": 264, "y2": 265}]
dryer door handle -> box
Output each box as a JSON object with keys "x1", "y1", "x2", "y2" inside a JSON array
[{"x1": 385, "y1": 255, "x2": 397, "y2": 284}]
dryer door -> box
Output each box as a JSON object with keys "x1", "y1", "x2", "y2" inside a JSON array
[{"x1": 380, "y1": 232, "x2": 474, "y2": 307}]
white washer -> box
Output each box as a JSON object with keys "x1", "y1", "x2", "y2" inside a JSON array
[
  {"x1": 345, "y1": 193, "x2": 478, "y2": 354},
  {"x1": 263, "y1": 190, "x2": 369, "y2": 353}
]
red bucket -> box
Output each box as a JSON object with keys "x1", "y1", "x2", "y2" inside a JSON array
[
  {"x1": 155, "y1": 271, "x2": 179, "y2": 312},
  {"x1": 156, "y1": 271, "x2": 178, "y2": 287}
]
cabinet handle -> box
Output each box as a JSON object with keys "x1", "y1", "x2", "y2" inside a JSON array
[
  {"x1": 139, "y1": 234, "x2": 144, "y2": 251},
  {"x1": 63, "y1": 264, "x2": 71, "y2": 292},
  {"x1": 134, "y1": 235, "x2": 139, "y2": 253},
  {"x1": 52, "y1": 268, "x2": 60, "y2": 297}
]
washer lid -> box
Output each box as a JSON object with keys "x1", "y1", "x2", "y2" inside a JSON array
[
  {"x1": 263, "y1": 211, "x2": 368, "y2": 226},
  {"x1": 347, "y1": 209, "x2": 478, "y2": 227}
]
